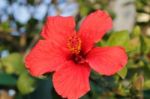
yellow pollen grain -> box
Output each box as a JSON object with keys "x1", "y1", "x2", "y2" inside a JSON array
[{"x1": 67, "y1": 35, "x2": 81, "y2": 54}]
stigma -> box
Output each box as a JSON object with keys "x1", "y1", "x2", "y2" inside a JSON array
[{"x1": 67, "y1": 34, "x2": 81, "y2": 54}]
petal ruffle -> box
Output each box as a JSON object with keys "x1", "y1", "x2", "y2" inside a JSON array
[
  {"x1": 86, "y1": 47, "x2": 127, "y2": 75},
  {"x1": 78, "y1": 10, "x2": 112, "y2": 53},
  {"x1": 41, "y1": 16, "x2": 75, "y2": 47},
  {"x1": 25, "y1": 40, "x2": 69, "y2": 77},
  {"x1": 53, "y1": 61, "x2": 91, "y2": 99}
]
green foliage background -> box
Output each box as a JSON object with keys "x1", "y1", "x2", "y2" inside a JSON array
[{"x1": 0, "y1": 0, "x2": 150, "y2": 99}]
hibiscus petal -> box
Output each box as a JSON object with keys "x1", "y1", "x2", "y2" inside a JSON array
[
  {"x1": 53, "y1": 61, "x2": 91, "y2": 99},
  {"x1": 86, "y1": 47, "x2": 127, "y2": 76},
  {"x1": 25, "y1": 40, "x2": 69, "y2": 77},
  {"x1": 41, "y1": 16, "x2": 75, "y2": 46},
  {"x1": 78, "y1": 10, "x2": 112, "y2": 53}
]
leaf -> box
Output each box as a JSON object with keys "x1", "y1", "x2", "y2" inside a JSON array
[
  {"x1": 17, "y1": 73, "x2": 36, "y2": 95},
  {"x1": 31, "y1": 78, "x2": 53, "y2": 99},
  {"x1": 0, "y1": 22, "x2": 12, "y2": 33},
  {"x1": 115, "y1": 83, "x2": 128, "y2": 96},
  {"x1": 144, "y1": 80, "x2": 150, "y2": 90},
  {"x1": 107, "y1": 30, "x2": 130, "y2": 51},
  {"x1": 131, "y1": 26, "x2": 141, "y2": 37},
  {"x1": 145, "y1": 37, "x2": 150, "y2": 53},
  {"x1": 90, "y1": 80, "x2": 102, "y2": 93},
  {"x1": 128, "y1": 37, "x2": 141, "y2": 53},
  {"x1": 132, "y1": 74, "x2": 144, "y2": 91},
  {"x1": 1, "y1": 53, "x2": 26, "y2": 74},
  {"x1": 0, "y1": 61, "x2": 2, "y2": 69},
  {"x1": 140, "y1": 35, "x2": 148, "y2": 54},
  {"x1": 117, "y1": 67, "x2": 127, "y2": 79},
  {"x1": 0, "y1": 72, "x2": 17, "y2": 86},
  {"x1": 80, "y1": 7, "x2": 90, "y2": 16},
  {"x1": 96, "y1": 40, "x2": 107, "y2": 46}
]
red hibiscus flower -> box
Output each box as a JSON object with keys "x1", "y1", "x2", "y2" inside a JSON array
[{"x1": 25, "y1": 10, "x2": 128, "y2": 99}]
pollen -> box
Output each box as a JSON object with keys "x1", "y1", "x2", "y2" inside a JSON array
[{"x1": 67, "y1": 34, "x2": 81, "y2": 54}]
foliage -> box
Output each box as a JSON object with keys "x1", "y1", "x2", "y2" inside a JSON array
[{"x1": 0, "y1": 0, "x2": 150, "y2": 99}]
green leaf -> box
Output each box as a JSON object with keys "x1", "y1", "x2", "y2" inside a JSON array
[
  {"x1": 0, "y1": 72, "x2": 17, "y2": 86},
  {"x1": 131, "y1": 26, "x2": 141, "y2": 37},
  {"x1": 0, "y1": 21, "x2": 12, "y2": 33},
  {"x1": 17, "y1": 73, "x2": 36, "y2": 95},
  {"x1": 128, "y1": 37, "x2": 141, "y2": 53},
  {"x1": 1, "y1": 53, "x2": 26, "y2": 74},
  {"x1": 80, "y1": 7, "x2": 90, "y2": 16},
  {"x1": 145, "y1": 37, "x2": 150, "y2": 53},
  {"x1": 140, "y1": 35, "x2": 148, "y2": 54},
  {"x1": 96, "y1": 40, "x2": 107, "y2": 46},
  {"x1": 144, "y1": 80, "x2": 150, "y2": 90},
  {"x1": 115, "y1": 83, "x2": 129, "y2": 96},
  {"x1": 117, "y1": 67, "x2": 127, "y2": 79},
  {"x1": 107, "y1": 30, "x2": 130, "y2": 51},
  {"x1": 0, "y1": 61, "x2": 2, "y2": 69}
]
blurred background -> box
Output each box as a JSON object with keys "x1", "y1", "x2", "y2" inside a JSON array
[{"x1": 0, "y1": 0, "x2": 150, "y2": 99}]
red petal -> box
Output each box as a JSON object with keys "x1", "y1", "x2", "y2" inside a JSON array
[
  {"x1": 78, "y1": 10, "x2": 112, "y2": 53},
  {"x1": 53, "y1": 61, "x2": 91, "y2": 99},
  {"x1": 41, "y1": 16, "x2": 75, "y2": 46},
  {"x1": 25, "y1": 40, "x2": 69, "y2": 77},
  {"x1": 86, "y1": 47, "x2": 127, "y2": 76}
]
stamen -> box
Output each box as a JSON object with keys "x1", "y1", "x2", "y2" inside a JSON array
[{"x1": 67, "y1": 34, "x2": 81, "y2": 54}]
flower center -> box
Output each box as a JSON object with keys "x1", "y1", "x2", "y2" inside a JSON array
[
  {"x1": 71, "y1": 54, "x2": 85, "y2": 64},
  {"x1": 67, "y1": 34, "x2": 81, "y2": 54}
]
